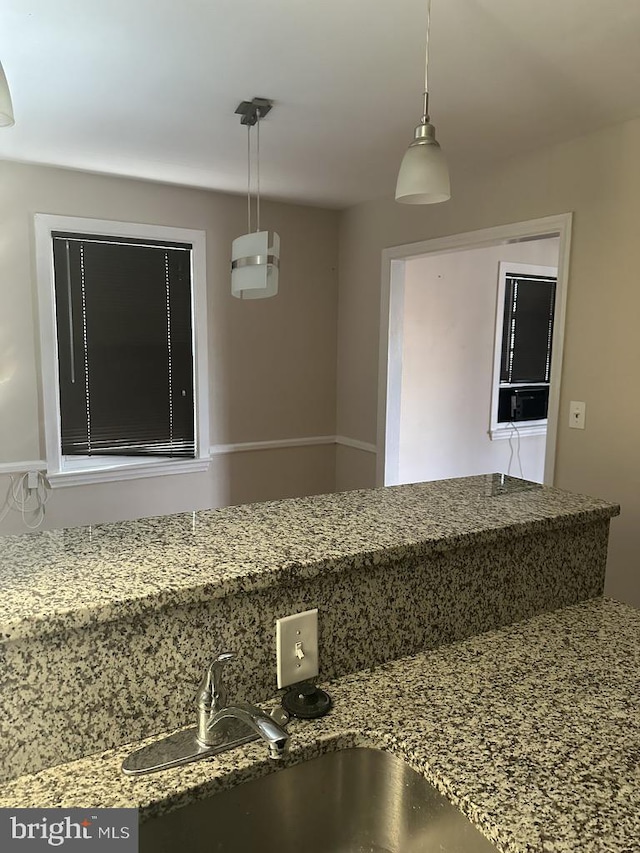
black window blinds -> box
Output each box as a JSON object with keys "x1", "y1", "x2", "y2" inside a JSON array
[
  {"x1": 52, "y1": 233, "x2": 195, "y2": 458},
  {"x1": 500, "y1": 273, "x2": 556, "y2": 384}
]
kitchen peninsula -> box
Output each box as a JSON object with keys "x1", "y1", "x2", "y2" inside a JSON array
[{"x1": 0, "y1": 474, "x2": 628, "y2": 851}]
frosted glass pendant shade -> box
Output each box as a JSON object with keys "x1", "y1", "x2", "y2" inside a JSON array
[
  {"x1": 395, "y1": 124, "x2": 450, "y2": 204},
  {"x1": 0, "y1": 62, "x2": 15, "y2": 127},
  {"x1": 231, "y1": 231, "x2": 280, "y2": 299}
]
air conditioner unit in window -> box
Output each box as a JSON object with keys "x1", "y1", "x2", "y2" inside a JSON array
[{"x1": 498, "y1": 385, "x2": 549, "y2": 423}]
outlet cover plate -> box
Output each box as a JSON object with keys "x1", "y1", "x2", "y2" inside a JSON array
[{"x1": 276, "y1": 609, "x2": 318, "y2": 689}]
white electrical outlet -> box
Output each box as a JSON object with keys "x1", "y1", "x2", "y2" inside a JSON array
[
  {"x1": 276, "y1": 609, "x2": 318, "y2": 689},
  {"x1": 569, "y1": 400, "x2": 586, "y2": 430}
]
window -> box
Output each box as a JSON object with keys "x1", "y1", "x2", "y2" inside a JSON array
[
  {"x1": 35, "y1": 216, "x2": 209, "y2": 486},
  {"x1": 490, "y1": 262, "x2": 557, "y2": 440},
  {"x1": 499, "y1": 271, "x2": 555, "y2": 386}
]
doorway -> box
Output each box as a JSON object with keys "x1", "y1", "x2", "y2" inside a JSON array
[{"x1": 377, "y1": 214, "x2": 572, "y2": 488}]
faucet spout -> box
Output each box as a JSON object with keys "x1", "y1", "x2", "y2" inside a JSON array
[{"x1": 207, "y1": 702, "x2": 290, "y2": 760}]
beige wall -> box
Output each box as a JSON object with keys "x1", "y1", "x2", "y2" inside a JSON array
[
  {"x1": 3, "y1": 116, "x2": 638, "y2": 604},
  {"x1": 337, "y1": 116, "x2": 640, "y2": 606},
  {"x1": 399, "y1": 239, "x2": 559, "y2": 485},
  {"x1": 0, "y1": 161, "x2": 339, "y2": 532}
]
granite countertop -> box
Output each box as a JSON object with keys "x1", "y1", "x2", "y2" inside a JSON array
[
  {"x1": 1, "y1": 597, "x2": 637, "y2": 853},
  {"x1": 0, "y1": 475, "x2": 619, "y2": 642}
]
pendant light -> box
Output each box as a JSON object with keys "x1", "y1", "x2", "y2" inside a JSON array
[
  {"x1": 0, "y1": 61, "x2": 15, "y2": 127},
  {"x1": 231, "y1": 97, "x2": 280, "y2": 299},
  {"x1": 395, "y1": 0, "x2": 450, "y2": 204}
]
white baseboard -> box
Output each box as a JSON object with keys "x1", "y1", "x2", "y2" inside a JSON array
[
  {"x1": 0, "y1": 461, "x2": 48, "y2": 475},
  {"x1": 0, "y1": 435, "x2": 378, "y2": 479},
  {"x1": 211, "y1": 435, "x2": 377, "y2": 455},
  {"x1": 209, "y1": 436, "x2": 336, "y2": 455},
  {"x1": 334, "y1": 435, "x2": 377, "y2": 454}
]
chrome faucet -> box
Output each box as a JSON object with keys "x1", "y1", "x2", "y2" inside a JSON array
[
  {"x1": 207, "y1": 702, "x2": 289, "y2": 760},
  {"x1": 122, "y1": 650, "x2": 290, "y2": 775},
  {"x1": 196, "y1": 652, "x2": 290, "y2": 760}
]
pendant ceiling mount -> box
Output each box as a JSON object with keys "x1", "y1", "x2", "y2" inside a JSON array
[{"x1": 234, "y1": 98, "x2": 273, "y2": 126}]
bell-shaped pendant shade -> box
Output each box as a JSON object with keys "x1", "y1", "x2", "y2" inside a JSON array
[
  {"x1": 395, "y1": 138, "x2": 450, "y2": 204},
  {"x1": 0, "y1": 62, "x2": 15, "y2": 127}
]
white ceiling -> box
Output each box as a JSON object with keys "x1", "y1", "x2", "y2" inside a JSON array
[{"x1": 0, "y1": 0, "x2": 639, "y2": 208}]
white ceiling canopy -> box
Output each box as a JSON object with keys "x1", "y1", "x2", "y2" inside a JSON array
[{"x1": 0, "y1": 0, "x2": 639, "y2": 208}]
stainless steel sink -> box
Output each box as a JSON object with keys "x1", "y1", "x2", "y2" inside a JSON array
[{"x1": 140, "y1": 747, "x2": 497, "y2": 852}]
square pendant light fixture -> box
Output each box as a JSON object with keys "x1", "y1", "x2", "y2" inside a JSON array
[
  {"x1": 231, "y1": 97, "x2": 280, "y2": 299},
  {"x1": 231, "y1": 230, "x2": 280, "y2": 299}
]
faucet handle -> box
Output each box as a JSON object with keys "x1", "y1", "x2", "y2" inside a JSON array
[{"x1": 197, "y1": 651, "x2": 234, "y2": 712}]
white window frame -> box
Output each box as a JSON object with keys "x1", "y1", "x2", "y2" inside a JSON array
[
  {"x1": 34, "y1": 214, "x2": 210, "y2": 487},
  {"x1": 489, "y1": 261, "x2": 557, "y2": 441}
]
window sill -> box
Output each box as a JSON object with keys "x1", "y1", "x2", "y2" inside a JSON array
[
  {"x1": 47, "y1": 456, "x2": 210, "y2": 488},
  {"x1": 490, "y1": 421, "x2": 548, "y2": 441}
]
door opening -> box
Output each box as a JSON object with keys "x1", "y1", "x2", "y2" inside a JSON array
[{"x1": 377, "y1": 215, "x2": 572, "y2": 488}]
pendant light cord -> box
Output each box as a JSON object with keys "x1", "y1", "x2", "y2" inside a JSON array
[
  {"x1": 256, "y1": 109, "x2": 261, "y2": 232},
  {"x1": 423, "y1": 0, "x2": 431, "y2": 122},
  {"x1": 424, "y1": 0, "x2": 431, "y2": 93},
  {"x1": 244, "y1": 103, "x2": 265, "y2": 234},
  {"x1": 247, "y1": 123, "x2": 252, "y2": 233}
]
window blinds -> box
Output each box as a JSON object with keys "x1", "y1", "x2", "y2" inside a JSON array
[
  {"x1": 52, "y1": 233, "x2": 195, "y2": 458},
  {"x1": 500, "y1": 273, "x2": 556, "y2": 384}
]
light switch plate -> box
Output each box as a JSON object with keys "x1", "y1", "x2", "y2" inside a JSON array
[
  {"x1": 276, "y1": 609, "x2": 318, "y2": 689},
  {"x1": 569, "y1": 400, "x2": 586, "y2": 429}
]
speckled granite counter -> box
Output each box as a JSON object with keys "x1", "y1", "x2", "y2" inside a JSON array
[
  {"x1": 0, "y1": 475, "x2": 618, "y2": 643},
  {"x1": 0, "y1": 475, "x2": 620, "y2": 784},
  {"x1": 0, "y1": 598, "x2": 637, "y2": 853}
]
